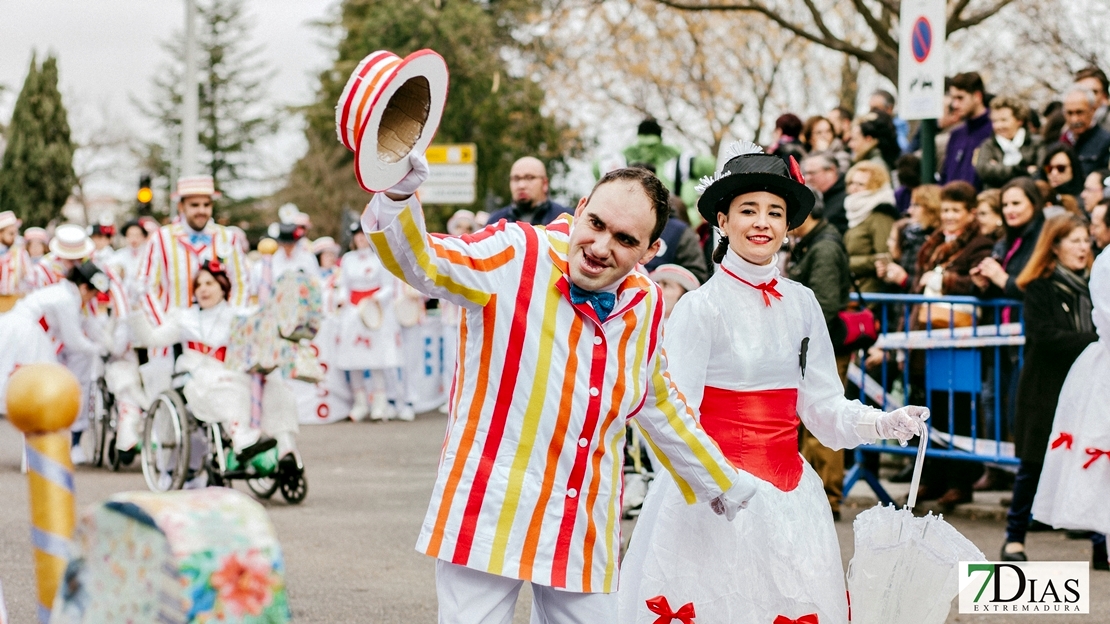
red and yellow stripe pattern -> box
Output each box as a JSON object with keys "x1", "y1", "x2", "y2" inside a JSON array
[{"x1": 363, "y1": 195, "x2": 736, "y2": 593}]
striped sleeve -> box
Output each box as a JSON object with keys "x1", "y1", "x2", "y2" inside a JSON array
[
  {"x1": 137, "y1": 228, "x2": 167, "y2": 324},
  {"x1": 361, "y1": 193, "x2": 520, "y2": 309},
  {"x1": 632, "y1": 288, "x2": 737, "y2": 503},
  {"x1": 225, "y1": 230, "x2": 250, "y2": 307}
]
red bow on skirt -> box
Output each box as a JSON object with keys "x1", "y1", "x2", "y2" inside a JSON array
[
  {"x1": 773, "y1": 615, "x2": 819, "y2": 624},
  {"x1": 646, "y1": 596, "x2": 696, "y2": 624}
]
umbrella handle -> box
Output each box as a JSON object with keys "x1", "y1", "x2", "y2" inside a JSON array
[{"x1": 904, "y1": 425, "x2": 929, "y2": 510}]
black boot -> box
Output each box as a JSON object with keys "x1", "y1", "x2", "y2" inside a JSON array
[{"x1": 1094, "y1": 539, "x2": 1109, "y2": 571}]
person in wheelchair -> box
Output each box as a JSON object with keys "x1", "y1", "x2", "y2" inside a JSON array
[
  {"x1": 128, "y1": 260, "x2": 277, "y2": 464},
  {"x1": 0, "y1": 261, "x2": 110, "y2": 463}
]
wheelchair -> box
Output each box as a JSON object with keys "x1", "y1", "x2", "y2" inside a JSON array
[
  {"x1": 79, "y1": 357, "x2": 136, "y2": 470},
  {"x1": 139, "y1": 348, "x2": 308, "y2": 504}
]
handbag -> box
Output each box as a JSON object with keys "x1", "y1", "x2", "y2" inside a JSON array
[
  {"x1": 830, "y1": 279, "x2": 878, "y2": 355},
  {"x1": 915, "y1": 266, "x2": 975, "y2": 329}
]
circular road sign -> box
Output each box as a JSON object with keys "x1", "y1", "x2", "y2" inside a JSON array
[{"x1": 912, "y1": 17, "x2": 932, "y2": 63}]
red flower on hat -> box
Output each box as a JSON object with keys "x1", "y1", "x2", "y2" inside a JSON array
[
  {"x1": 204, "y1": 259, "x2": 226, "y2": 274},
  {"x1": 293, "y1": 225, "x2": 306, "y2": 240},
  {"x1": 787, "y1": 155, "x2": 805, "y2": 185}
]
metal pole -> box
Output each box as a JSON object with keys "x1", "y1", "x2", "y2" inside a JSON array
[
  {"x1": 920, "y1": 118, "x2": 937, "y2": 183},
  {"x1": 181, "y1": 0, "x2": 200, "y2": 179}
]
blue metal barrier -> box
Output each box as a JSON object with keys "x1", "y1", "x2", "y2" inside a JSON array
[{"x1": 842, "y1": 293, "x2": 1025, "y2": 505}]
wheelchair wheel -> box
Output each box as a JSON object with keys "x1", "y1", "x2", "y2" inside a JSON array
[
  {"x1": 279, "y1": 473, "x2": 308, "y2": 504},
  {"x1": 141, "y1": 391, "x2": 191, "y2": 492},
  {"x1": 82, "y1": 378, "x2": 111, "y2": 467},
  {"x1": 247, "y1": 477, "x2": 279, "y2": 499}
]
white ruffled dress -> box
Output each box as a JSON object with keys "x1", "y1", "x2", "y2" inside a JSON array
[{"x1": 619, "y1": 249, "x2": 881, "y2": 624}]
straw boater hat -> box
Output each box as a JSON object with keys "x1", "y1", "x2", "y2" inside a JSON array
[
  {"x1": 335, "y1": 49, "x2": 449, "y2": 192},
  {"x1": 23, "y1": 227, "x2": 49, "y2": 244},
  {"x1": 311, "y1": 237, "x2": 340, "y2": 256},
  {"x1": 0, "y1": 211, "x2": 20, "y2": 231},
  {"x1": 174, "y1": 175, "x2": 221, "y2": 201},
  {"x1": 49, "y1": 224, "x2": 96, "y2": 260},
  {"x1": 649, "y1": 264, "x2": 700, "y2": 294},
  {"x1": 695, "y1": 141, "x2": 815, "y2": 229}
]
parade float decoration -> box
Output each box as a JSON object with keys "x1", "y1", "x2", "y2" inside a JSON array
[{"x1": 335, "y1": 49, "x2": 449, "y2": 192}]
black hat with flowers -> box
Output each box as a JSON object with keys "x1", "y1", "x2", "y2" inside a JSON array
[{"x1": 695, "y1": 141, "x2": 816, "y2": 229}]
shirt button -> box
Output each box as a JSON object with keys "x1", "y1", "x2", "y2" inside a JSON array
[
  {"x1": 593, "y1": 336, "x2": 603, "y2": 345},
  {"x1": 578, "y1": 437, "x2": 588, "y2": 447},
  {"x1": 589, "y1": 387, "x2": 599, "y2": 397},
  {"x1": 567, "y1": 488, "x2": 578, "y2": 499}
]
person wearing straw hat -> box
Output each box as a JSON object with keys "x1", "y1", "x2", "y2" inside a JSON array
[
  {"x1": 362, "y1": 155, "x2": 751, "y2": 622},
  {"x1": 618, "y1": 142, "x2": 931, "y2": 624},
  {"x1": 0, "y1": 261, "x2": 112, "y2": 464},
  {"x1": 136, "y1": 175, "x2": 250, "y2": 327},
  {"x1": 21, "y1": 227, "x2": 49, "y2": 262},
  {"x1": 0, "y1": 211, "x2": 35, "y2": 311},
  {"x1": 647, "y1": 263, "x2": 699, "y2": 321}
]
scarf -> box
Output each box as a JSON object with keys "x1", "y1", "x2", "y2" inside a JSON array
[
  {"x1": 844, "y1": 185, "x2": 897, "y2": 229},
  {"x1": 1052, "y1": 265, "x2": 1094, "y2": 334},
  {"x1": 995, "y1": 128, "x2": 1026, "y2": 167}
]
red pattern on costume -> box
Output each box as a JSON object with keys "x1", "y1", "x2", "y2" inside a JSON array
[
  {"x1": 1083, "y1": 448, "x2": 1110, "y2": 469},
  {"x1": 1051, "y1": 432, "x2": 1074, "y2": 450},
  {"x1": 774, "y1": 615, "x2": 819, "y2": 624},
  {"x1": 645, "y1": 596, "x2": 696, "y2": 624},
  {"x1": 699, "y1": 387, "x2": 801, "y2": 491}
]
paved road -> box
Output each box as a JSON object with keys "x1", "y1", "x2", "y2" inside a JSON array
[{"x1": 1, "y1": 414, "x2": 1106, "y2": 622}]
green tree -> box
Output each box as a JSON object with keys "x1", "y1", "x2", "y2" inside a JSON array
[
  {"x1": 140, "y1": 0, "x2": 279, "y2": 200},
  {"x1": 0, "y1": 54, "x2": 76, "y2": 227},
  {"x1": 283, "y1": 0, "x2": 579, "y2": 236}
]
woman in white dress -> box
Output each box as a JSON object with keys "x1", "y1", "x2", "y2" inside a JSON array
[
  {"x1": 128, "y1": 260, "x2": 276, "y2": 462},
  {"x1": 618, "y1": 143, "x2": 929, "y2": 624},
  {"x1": 334, "y1": 224, "x2": 406, "y2": 421}
]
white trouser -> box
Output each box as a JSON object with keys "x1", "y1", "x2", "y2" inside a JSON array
[{"x1": 435, "y1": 560, "x2": 617, "y2": 624}]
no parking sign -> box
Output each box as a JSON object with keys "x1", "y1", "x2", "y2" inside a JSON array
[{"x1": 898, "y1": 0, "x2": 946, "y2": 120}]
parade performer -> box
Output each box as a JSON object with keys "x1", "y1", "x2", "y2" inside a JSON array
[
  {"x1": 0, "y1": 211, "x2": 34, "y2": 312},
  {"x1": 22, "y1": 227, "x2": 49, "y2": 262},
  {"x1": 138, "y1": 175, "x2": 249, "y2": 325},
  {"x1": 128, "y1": 260, "x2": 277, "y2": 463},
  {"x1": 108, "y1": 219, "x2": 151, "y2": 308},
  {"x1": 88, "y1": 217, "x2": 116, "y2": 265},
  {"x1": 0, "y1": 262, "x2": 110, "y2": 464},
  {"x1": 1032, "y1": 249, "x2": 1110, "y2": 569},
  {"x1": 618, "y1": 143, "x2": 929, "y2": 624},
  {"x1": 334, "y1": 222, "x2": 406, "y2": 422},
  {"x1": 363, "y1": 155, "x2": 753, "y2": 623}
]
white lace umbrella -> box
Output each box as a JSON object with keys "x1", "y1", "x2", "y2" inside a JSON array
[{"x1": 846, "y1": 434, "x2": 986, "y2": 624}]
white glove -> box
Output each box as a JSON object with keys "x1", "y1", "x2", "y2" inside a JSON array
[
  {"x1": 875, "y1": 405, "x2": 930, "y2": 442},
  {"x1": 387, "y1": 152, "x2": 430, "y2": 197},
  {"x1": 709, "y1": 470, "x2": 759, "y2": 521}
]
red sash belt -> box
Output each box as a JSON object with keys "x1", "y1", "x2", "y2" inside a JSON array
[
  {"x1": 699, "y1": 387, "x2": 801, "y2": 492},
  {"x1": 349, "y1": 288, "x2": 380, "y2": 305},
  {"x1": 186, "y1": 341, "x2": 226, "y2": 362}
]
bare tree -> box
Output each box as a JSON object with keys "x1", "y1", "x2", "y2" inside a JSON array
[{"x1": 646, "y1": 0, "x2": 1018, "y2": 84}]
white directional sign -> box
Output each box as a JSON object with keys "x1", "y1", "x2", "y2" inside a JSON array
[
  {"x1": 420, "y1": 143, "x2": 477, "y2": 205},
  {"x1": 897, "y1": 0, "x2": 946, "y2": 120}
]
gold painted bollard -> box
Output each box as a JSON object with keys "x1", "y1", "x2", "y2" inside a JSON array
[{"x1": 6, "y1": 363, "x2": 81, "y2": 624}]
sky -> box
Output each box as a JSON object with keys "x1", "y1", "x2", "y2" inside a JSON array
[{"x1": 0, "y1": 0, "x2": 338, "y2": 199}]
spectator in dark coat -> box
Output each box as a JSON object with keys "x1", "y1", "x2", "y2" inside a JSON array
[
  {"x1": 972, "y1": 178, "x2": 1046, "y2": 301},
  {"x1": 788, "y1": 203, "x2": 852, "y2": 519},
  {"x1": 1092, "y1": 199, "x2": 1110, "y2": 255},
  {"x1": 1061, "y1": 85, "x2": 1110, "y2": 179},
  {"x1": 878, "y1": 184, "x2": 941, "y2": 293},
  {"x1": 801, "y1": 154, "x2": 848, "y2": 233},
  {"x1": 941, "y1": 72, "x2": 994, "y2": 189},
  {"x1": 1040, "y1": 143, "x2": 1085, "y2": 216},
  {"x1": 1002, "y1": 214, "x2": 1097, "y2": 562},
  {"x1": 975, "y1": 96, "x2": 1044, "y2": 189},
  {"x1": 487, "y1": 156, "x2": 572, "y2": 226}
]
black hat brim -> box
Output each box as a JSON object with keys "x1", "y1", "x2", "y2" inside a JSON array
[{"x1": 697, "y1": 172, "x2": 815, "y2": 229}]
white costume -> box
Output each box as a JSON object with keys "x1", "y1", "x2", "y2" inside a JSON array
[
  {"x1": 251, "y1": 245, "x2": 320, "y2": 300},
  {"x1": 1032, "y1": 252, "x2": 1110, "y2": 536},
  {"x1": 619, "y1": 249, "x2": 882, "y2": 624},
  {"x1": 0, "y1": 282, "x2": 102, "y2": 420},
  {"x1": 108, "y1": 246, "x2": 147, "y2": 309},
  {"x1": 129, "y1": 302, "x2": 267, "y2": 453},
  {"x1": 333, "y1": 248, "x2": 402, "y2": 370}
]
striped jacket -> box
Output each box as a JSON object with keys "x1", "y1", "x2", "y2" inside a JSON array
[
  {"x1": 362, "y1": 194, "x2": 737, "y2": 593},
  {"x1": 137, "y1": 221, "x2": 249, "y2": 323},
  {"x1": 0, "y1": 244, "x2": 35, "y2": 295}
]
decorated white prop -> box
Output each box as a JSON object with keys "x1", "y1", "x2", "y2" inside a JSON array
[
  {"x1": 357, "y1": 298, "x2": 383, "y2": 331},
  {"x1": 335, "y1": 49, "x2": 449, "y2": 192}
]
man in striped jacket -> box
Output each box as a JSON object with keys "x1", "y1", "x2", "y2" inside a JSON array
[
  {"x1": 363, "y1": 157, "x2": 757, "y2": 623},
  {"x1": 137, "y1": 175, "x2": 249, "y2": 325},
  {"x1": 0, "y1": 211, "x2": 35, "y2": 312}
]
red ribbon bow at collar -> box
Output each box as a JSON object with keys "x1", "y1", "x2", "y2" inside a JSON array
[
  {"x1": 1083, "y1": 448, "x2": 1110, "y2": 469},
  {"x1": 721, "y1": 265, "x2": 784, "y2": 307},
  {"x1": 646, "y1": 596, "x2": 696, "y2": 624},
  {"x1": 773, "y1": 614, "x2": 819, "y2": 624},
  {"x1": 1051, "y1": 432, "x2": 1074, "y2": 450}
]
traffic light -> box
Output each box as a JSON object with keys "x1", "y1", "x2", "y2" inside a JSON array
[{"x1": 137, "y1": 173, "x2": 153, "y2": 214}]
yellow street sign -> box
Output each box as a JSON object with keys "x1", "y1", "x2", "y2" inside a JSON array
[{"x1": 425, "y1": 143, "x2": 476, "y2": 165}]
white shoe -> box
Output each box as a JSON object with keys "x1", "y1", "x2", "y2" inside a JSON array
[
  {"x1": 349, "y1": 392, "x2": 370, "y2": 422},
  {"x1": 157, "y1": 472, "x2": 173, "y2": 491},
  {"x1": 438, "y1": 403, "x2": 449, "y2": 414},
  {"x1": 396, "y1": 405, "x2": 416, "y2": 422},
  {"x1": 70, "y1": 445, "x2": 88, "y2": 466},
  {"x1": 369, "y1": 393, "x2": 390, "y2": 421},
  {"x1": 183, "y1": 472, "x2": 208, "y2": 490}
]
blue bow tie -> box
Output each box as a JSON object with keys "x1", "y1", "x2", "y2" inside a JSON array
[
  {"x1": 570, "y1": 283, "x2": 616, "y2": 321},
  {"x1": 188, "y1": 231, "x2": 212, "y2": 247}
]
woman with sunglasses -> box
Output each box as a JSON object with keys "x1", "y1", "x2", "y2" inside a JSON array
[{"x1": 1041, "y1": 143, "x2": 1085, "y2": 215}]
